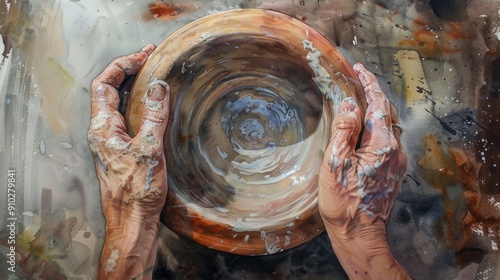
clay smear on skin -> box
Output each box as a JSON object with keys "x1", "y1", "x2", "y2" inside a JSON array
[
  {"x1": 105, "y1": 136, "x2": 130, "y2": 151},
  {"x1": 145, "y1": 159, "x2": 159, "y2": 192},
  {"x1": 90, "y1": 110, "x2": 112, "y2": 132},
  {"x1": 104, "y1": 248, "x2": 120, "y2": 273}
]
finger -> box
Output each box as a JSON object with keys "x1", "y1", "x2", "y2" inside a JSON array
[
  {"x1": 321, "y1": 97, "x2": 362, "y2": 188},
  {"x1": 353, "y1": 62, "x2": 392, "y2": 125},
  {"x1": 93, "y1": 44, "x2": 156, "y2": 89},
  {"x1": 134, "y1": 80, "x2": 171, "y2": 153},
  {"x1": 91, "y1": 44, "x2": 156, "y2": 119},
  {"x1": 353, "y1": 62, "x2": 395, "y2": 154},
  {"x1": 318, "y1": 97, "x2": 363, "y2": 224},
  {"x1": 353, "y1": 62, "x2": 388, "y2": 108},
  {"x1": 353, "y1": 63, "x2": 405, "y2": 203},
  {"x1": 89, "y1": 45, "x2": 156, "y2": 144}
]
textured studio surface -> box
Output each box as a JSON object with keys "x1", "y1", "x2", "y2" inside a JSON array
[{"x1": 1, "y1": 0, "x2": 500, "y2": 279}]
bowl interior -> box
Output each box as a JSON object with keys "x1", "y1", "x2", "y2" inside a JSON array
[{"x1": 126, "y1": 9, "x2": 364, "y2": 255}]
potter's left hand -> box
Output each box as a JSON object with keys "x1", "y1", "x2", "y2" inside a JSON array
[
  {"x1": 88, "y1": 44, "x2": 170, "y2": 279},
  {"x1": 318, "y1": 62, "x2": 409, "y2": 279}
]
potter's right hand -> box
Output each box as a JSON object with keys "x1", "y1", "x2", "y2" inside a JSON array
[{"x1": 318, "y1": 62, "x2": 409, "y2": 279}]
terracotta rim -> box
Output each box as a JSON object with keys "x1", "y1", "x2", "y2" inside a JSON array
[{"x1": 125, "y1": 8, "x2": 365, "y2": 255}]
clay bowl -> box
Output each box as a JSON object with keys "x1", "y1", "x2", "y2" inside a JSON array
[{"x1": 126, "y1": 9, "x2": 365, "y2": 255}]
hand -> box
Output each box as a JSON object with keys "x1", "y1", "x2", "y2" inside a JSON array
[
  {"x1": 318, "y1": 63, "x2": 409, "y2": 279},
  {"x1": 88, "y1": 44, "x2": 170, "y2": 279}
]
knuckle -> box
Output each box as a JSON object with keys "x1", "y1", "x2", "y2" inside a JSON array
[
  {"x1": 141, "y1": 112, "x2": 167, "y2": 127},
  {"x1": 87, "y1": 129, "x2": 102, "y2": 142},
  {"x1": 104, "y1": 135, "x2": 131, "y2": 151},
  {"x1": 115, "y1": 57, "x2": 133, "y2": 72},
  {"x1": 111, "y1": 56, "x2": 126, "y2": 66},
  {"x1": 144, "y1": 98, "x2": 165, "y2": 112},
  {"x1": 87, "y1": 131, "x2": 104, "y2": 152},
  {"x1": 334, "y1": 115, "x2": 357, "y2": 130}
]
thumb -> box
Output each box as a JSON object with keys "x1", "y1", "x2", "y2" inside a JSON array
[
  {"x1": 319, "y1": 97, "x2": 362, "y2": 223},
  {"x1": 135, "y1": 79, "x2": 171, "y2": 150},
  {"x1": 321, "y1": 97, "x2": 362, "y2": 188}
]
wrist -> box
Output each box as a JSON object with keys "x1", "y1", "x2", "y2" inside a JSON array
[
  {"x1": 323, "y1": 210, "x2": 384, "y2": 239},
  {"x1": 324, "y1": 221, "x2": 410, "y2": 279},
  {"x1": 105, "y1": 214, "x2": 161, "y2": 244},
  {"x1": 99, "y1": 218, "x2": 160, "y2": 279}
]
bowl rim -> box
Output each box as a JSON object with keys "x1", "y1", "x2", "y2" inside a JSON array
[{"x1": 125, "y1": 8, "x2": 365, "y2": 256}]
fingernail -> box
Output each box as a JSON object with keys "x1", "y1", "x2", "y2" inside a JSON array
[
  {"x1": 140, "y1": 44, "x2": 156, "y2": 55},
  {"x1": 147, "y1": 80, "x2": 169, "y2": 101}
]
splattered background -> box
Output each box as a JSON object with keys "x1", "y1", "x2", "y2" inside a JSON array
[{"x1": 1, "y1": 0, "x2": 500, "y2": 279}]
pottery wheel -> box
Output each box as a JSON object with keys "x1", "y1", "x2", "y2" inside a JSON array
[{"x1": 125, "y1": 9, "x2": 365, "y2": 255}]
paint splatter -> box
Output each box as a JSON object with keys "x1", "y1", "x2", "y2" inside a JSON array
[{"x1": 146, "y1": 2, "x2": 195, "y2": 22}]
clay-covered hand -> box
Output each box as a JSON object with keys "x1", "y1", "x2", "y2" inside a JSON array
[
  {"x1": 87, "y1": 44, "x2": 170, "y2": 279},
  {"x1": 318, "y1": 62, "x2": 409, "y2": 279}
]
